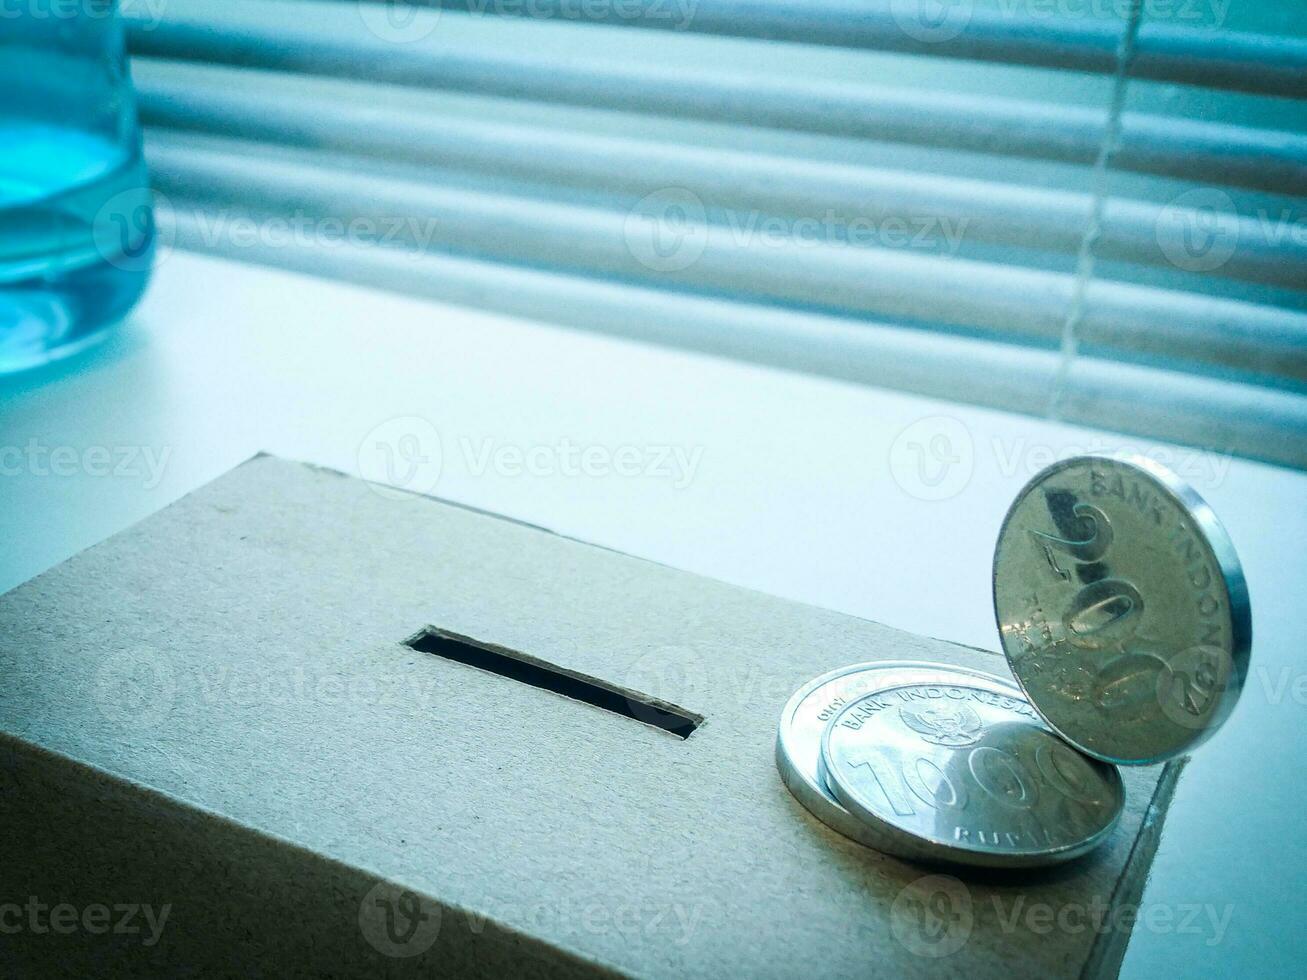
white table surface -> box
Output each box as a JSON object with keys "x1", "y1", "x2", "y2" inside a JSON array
[{"x1": 3, "y1": 252, "x2": 1303, "y2": 977}]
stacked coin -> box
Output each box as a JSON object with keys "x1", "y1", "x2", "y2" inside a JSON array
[{"x1": 776, "y1": 455, "x2": 1249, "y2": 868}]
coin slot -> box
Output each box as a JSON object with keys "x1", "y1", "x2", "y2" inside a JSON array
[{"x1": 404, "y1": 627, "x2": 702, "y2": 739}]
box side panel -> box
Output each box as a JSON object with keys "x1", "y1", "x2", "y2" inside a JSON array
[{"x1": 0, "y1": 736, "x2": 612, "y2": 979}]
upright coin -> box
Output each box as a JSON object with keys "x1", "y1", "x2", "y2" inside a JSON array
[
  {"x1": 993, "y1": 455, "x2": 1250, "y2": 765},
  {"x1": 820, "y1": 671, "x2": 1125, "y2": 867},
  {"x1": 776, "y1": 661, "x2": 1011, "y2": 850}
]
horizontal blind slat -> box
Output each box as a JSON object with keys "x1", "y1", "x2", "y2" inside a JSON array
[
  {"x1": 125, "y1": 1, "x2": 1307, "y2": 197},
  {"x1": 144, "y1": 132, "x2": 1307, "y2": 387},
  {"x1": 338, "y1": 0, "x2": 1307, "y2": 99},
  {"x1": 158, "y1": 198, "x2": 1307, "y2": 472},
  {"x1": 134, "y1": 64, "x2": 1307, "y2": 291}
]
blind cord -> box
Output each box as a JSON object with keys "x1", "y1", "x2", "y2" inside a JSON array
[{"x1": 1049, "y1": 0, "x2": 1145, "y2": 420}]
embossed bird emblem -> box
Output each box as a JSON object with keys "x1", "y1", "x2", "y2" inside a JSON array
[{"x1": 899, "y1": 703, "x2": 984, "y2": 746}]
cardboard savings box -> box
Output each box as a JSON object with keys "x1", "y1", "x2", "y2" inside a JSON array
[{"x1": 0, "y1": 456, "x2": 1179, "y2": 977}]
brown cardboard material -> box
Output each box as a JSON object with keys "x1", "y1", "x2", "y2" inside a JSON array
[{"x1": 0, "y1": 455, "x2": 1176, "y2": 977}]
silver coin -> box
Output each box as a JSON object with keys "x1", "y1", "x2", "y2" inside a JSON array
[
  {"x1": 993, "y1": 455, "x2": 1251, "y2": 765},
  {"x1": 820, "y1": 671, "x2": 1125, "y2": 867},
  {"x1": 775, "y1": 660, "x2": 1018, "y2": 851}
]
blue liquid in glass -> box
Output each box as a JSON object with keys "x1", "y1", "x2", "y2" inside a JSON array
[{"x1": 0, "y1": 2, "x2": 154, "y2": 373}]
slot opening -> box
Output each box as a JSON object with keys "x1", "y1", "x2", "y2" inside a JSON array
[{"x1": 405, "y1": 627, "x2": 703, "y2": 739}]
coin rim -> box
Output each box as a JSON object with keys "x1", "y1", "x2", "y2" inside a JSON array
[
  {"x1": 775, "y1": 660, "x2": 1012, "y2": 854},
  {"x1": 819, "y1": 670, "x2": 1126, "y2": 868},
  {"x1": 991, "y1": 453, "x2": 1252, "y2": 765}
]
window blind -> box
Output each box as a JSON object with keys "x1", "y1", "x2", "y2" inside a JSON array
[{"x1": 124, "y1": 0, "x2": 1307, "y2": 469}]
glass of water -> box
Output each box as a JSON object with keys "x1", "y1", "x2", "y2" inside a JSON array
[{"x1": 0, "y1": 0, "x2": 154, "y2": 373}]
